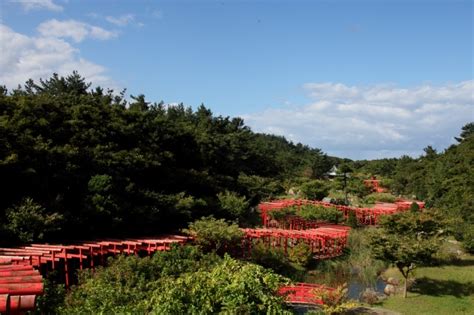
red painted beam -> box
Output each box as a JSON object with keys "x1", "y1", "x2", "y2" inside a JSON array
[
  {"x1": 0, "y1": 276, "x2": 43, "y2": 284},
  {"x1": 0, "y1": 283, "x2": 44, "y2": 295},
  {"x1": 0, "y1": 270, "x2": 39, "y2": 277}
]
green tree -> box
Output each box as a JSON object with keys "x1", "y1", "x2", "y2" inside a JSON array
[
  {"x1": 6, "y1": 197, "x2": 63, "y2": 242},
  {"x1": 300, "y1": 180, "x2": 330, "y2": 200},
  {"x1": 455, "y1": 122, "x2": 474, "y2": 142},
  {"x1": 311, "y1": 153, "x2": 332, "y2": 179},
  {"x1": 183, "y1": 216, "x2": 244, "y2": 254},
  {"x1": 369, "y1": 211, "x2": 445, "y2": 298},
  {"x1": 217, "y1": 190, "x2": 250, "y2": 221}
]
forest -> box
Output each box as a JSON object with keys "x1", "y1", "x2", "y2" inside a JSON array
[{"x1": 0, "y1": 73, "x2": 472, "y2": 314}]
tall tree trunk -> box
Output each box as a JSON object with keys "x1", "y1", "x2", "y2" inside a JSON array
[{"x1": 403, "y1": 275, "x2": 408, "y2": 298}]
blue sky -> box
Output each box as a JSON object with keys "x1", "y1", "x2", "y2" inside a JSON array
[{"x1": 1, "y1": 0, "x2": 472, "y2": 159}]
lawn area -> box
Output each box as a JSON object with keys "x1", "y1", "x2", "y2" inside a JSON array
[{"x1": 378, "y1": 254, "x2": 474, "y2": 315}]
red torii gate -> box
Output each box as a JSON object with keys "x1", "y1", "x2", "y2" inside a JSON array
[
  {"x1": 242, "y1": 225, "x2": 350, "y2": 259},
  {"x1": 258, "y1": 199, "x2": 425, "y2": 227},
  {"x1": 1, "y1": 235, "x2": 189, "y2": 285}
]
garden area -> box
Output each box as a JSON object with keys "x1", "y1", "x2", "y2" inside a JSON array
[{"x1": 0, "y1": 74, "x2": 472, "y2": 314}]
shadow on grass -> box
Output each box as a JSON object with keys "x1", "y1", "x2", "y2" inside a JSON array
[
  {"x1": 410, "y1": 277, "x2": 474, "y2": 298},
  {"x1": 432, "y1": 258, "x2": 474, "y2": 267}
]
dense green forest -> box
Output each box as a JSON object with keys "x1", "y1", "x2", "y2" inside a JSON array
[
  {"x1": 0, "y1": 73, "x2": 341, "y2": 244},
  {"x1": 0, "y1": 73, "x2": 472, "y2": 250}
]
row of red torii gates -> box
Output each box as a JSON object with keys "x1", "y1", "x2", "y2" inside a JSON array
[
  {"x1": 0, "y1": 235, "x2": 189, "y2": 314},
  {"x1": 0, "y1": 233, "x2": 334, "y2": 312},
  {"x1": 258, "y1": 198, "x2": 425, "y2": 228},
  {"x1": 0, "y1": 229, "x2": 348, "y2": 313}
]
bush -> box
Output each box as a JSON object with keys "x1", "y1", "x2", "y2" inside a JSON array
[
  {"x1": 298, "y1": 205, "x2": 343, "y2": 224},
  {"x1": 267, "y1": 207, "x2": 297, "y2": 221},
  {"x1": 300, "y1": 180, "x2": 330, "y2": 200},
  {"x1": 364, "y1": 192, "x2": 396, "y2": 204},
  {"x1": 182, "y1": 216, "x2": 244, "y2": 254},
  {"x1": 148, "y1": 255, "x2": 291, "y2": 314},
  {"x1": 62, "y1": 246, "x2": 290, "y2": 314},
  {"x1": 410, "y1": 202, "x2": 420, "y2": 213},
  {"x1": 269, "y1": 205, "x2": 342, "y2": 224},
  {"x1": 6, "y1": 197, "x2": 63, "y2": 243},
  {"x1": 311, "y1": 283, "x2": 358, "y2": 314},
  {"x1": 217, "y1": 190, "x2": 250, "y2": 221},
  {"x1": 461, "y1": 224, "x2": 474, "y2": 253},
  {"x1": 250, "y1": 240, "x2": 290, "y2": 274},
  {"x1": 288, "y1": 242, "x2": 313, "y2": 267},
  {"x1": 347, "y1": 210, "x2": 359, "y2": 228}
]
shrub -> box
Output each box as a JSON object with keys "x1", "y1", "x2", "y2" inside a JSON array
[
  {"x1": 182, "y1": 216, "x2": 244, "y2": 254},
  {"x1": 461, "y1": 224, "x2": 474, "y2": 253},
  {"x1": 410, "y1": 202, "x2": 420, "y2": 213},
  {"x1": 217, "y1": 190, "x2": 250, "y2": 221},
  {"x1": 298, "y1": 205, "x2": 343, "y2": 224},
  {"x1": 300, "y1": 180, "x2": 330, "y2": 200},
  {"x1": 250, "y1": 240, "x2": 290, "y2": 274},
  {"x1": 267, "y1": 207, "x2": 297, "y2": 221},
  {"x1": 288, "y1": 242, "x2": 313, "y2": 267},
  {"x1": 311, "y1": 283, "x2": 358, "y2": 314},
  {"x1": 62, "y1": 246, "x2": 290, "y2": 314},
  {"x1": 6, "y1": 197, "x2": 63, "y2": 243},
  {"x1": 347, "y1": 210, "x2": 359, "y2": 228},
  {"x1": 364, "y1": 192, "x2": 396, "y2": 204}
]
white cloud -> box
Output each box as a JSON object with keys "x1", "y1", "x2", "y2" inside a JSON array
[
  {"x1": 0, "y1": 23, "x2": 116, "y2": 90},
  {"x1": 106, "y1": 14, "x2": 135, "y2": 27},
  {"x1": 13, "y1": 0, "x2": 63, "y2": 12},
  {"x1": 37, "y1": 19, "x2": 117, "y2": 43},
  {"x1": 242, "y1": 81, "x2": 473, "y2": 159}
]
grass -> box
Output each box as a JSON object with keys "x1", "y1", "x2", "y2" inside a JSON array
[{"x1": 378, "y1": 254, "x2": 474, "y2": 315}]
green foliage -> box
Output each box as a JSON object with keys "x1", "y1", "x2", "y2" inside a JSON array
[
  {"x1": 268, "y1": 205, "x2": 342, "y2": 224},
  {"x1": 249, "y1": 240, "x2": 300, "y2": 277},
  {"x1": 217, "y1": 190, "x2": 250, "y2": 220},
  {"x1": 311, "y1": 153, "x2": 332, "y2": 179},
  {"x1": 369, "y1": 210, "x2": 446, "y2": 297},
  {"x1": 311, "y1": 283, "x2": 358, "y2": 315},
  {"x1": 183, "y1": 216, "x2": 244, "y2": 254},
  {"x1": 5, "y1": 197, "x2": 63, "y2": 242},
  {"x1": 62, "y1": 246, "x2": 290, "y2": 314},
  {"x1": 455, "y1": 122, "x2": 474, "y2": 143},
  {"x1": 287, "y1": 242, "x2": 313, "y2": 267},
  {"x1": 364, "y1": 192, "x2": 396, "y2": 204},
  {"x1": 346, "y1": 178, "x2": 372, "y2": 198},
  {"x1": 237, "y1": 174, "x2": 285, "y2": 203},
  {"x1": 149, "y1": 255, "x2": 291, "y2": 314},
  {"x1": 300, "y1": 180, "x2": 330, "y2": 200},
  {"x1": 353, "y1": 124, "x2": 474, "y2": 251},
  {"x1": 267, "y1": 207, "x2": 297, "y2": 221},
  {"x1": 346, "y1": 210, "x2": 359, "y2": 228},
  {"x1": 410, "y1": 201, "x2": 420, "y2": 213},
  {"x1": 33, "y1": 274, "x2": 66, "y2": 315},
  {"x1": 298, "y1": 205, "x2": 342, "y2": 223},
  {"x1": 460, "y1": 224, "x2": 474, "y2": 253},
  {"x1": 0, "y1": 73, "x2": 341, "y2": 241}
]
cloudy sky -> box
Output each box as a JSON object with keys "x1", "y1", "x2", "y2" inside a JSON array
[{"x1": 0, "y1": 0, "x2": 472, "y2": 159}]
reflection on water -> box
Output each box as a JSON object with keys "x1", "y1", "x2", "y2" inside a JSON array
[
  {"x1": 305, "y1": 271, "x2": 386, "y2": 301},
  {"x1": 347, "y1": 277, "x2": 386, "y2": 299}
]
